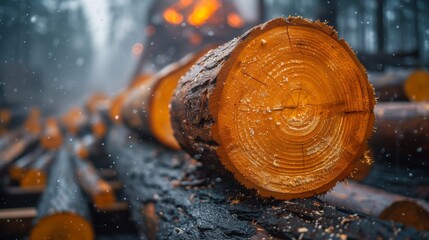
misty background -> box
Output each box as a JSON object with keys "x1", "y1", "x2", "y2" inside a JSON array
[{"x1": 0, "y1": 0, "x2": 428, "y2": 118}]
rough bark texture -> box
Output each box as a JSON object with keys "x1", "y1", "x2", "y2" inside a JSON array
[
  {"x1": 369, "y1": 102, "x2": 429, "y2": 169},
  {"x1": 170, "y1": 30, "x2": 240, "y2": 168},
  {"x1": 33, "y1": 148, "x2": 90, "y2": 222},
  {"x1": 106, "y1": 126, "x2": 429, "y2": 240},
  {"x1": 31, "y1": 147, "x2": 94, "y2": 239}
]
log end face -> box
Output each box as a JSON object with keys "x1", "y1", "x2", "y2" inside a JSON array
[
  {"x1": 92, "y1": 184, "x2": 116, "y2": 209},
  {"x1": 20, "y1": 170, "x2": 46, "y2": 188},
  {"x1": 404, "y1": 70, "x2": 429, "y2": 102},
  {"x1": 210, "y1": 17, "x2": 375, "y2": 199},
  {"x1": 30, "y1": 213, "x2": 94, "y2": 240}
]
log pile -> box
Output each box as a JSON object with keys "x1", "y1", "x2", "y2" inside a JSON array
[{"x1": 0, "y1": 16, "x2": 428, "y2": 239}]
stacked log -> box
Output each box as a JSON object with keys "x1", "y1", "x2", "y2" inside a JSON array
[
  {"x1": 1, "y1": 135, "x2": 39, "y2": 177},
  {"x1": 321, "y1": 180, "x2": 429, "y2": 230},
  {"x1": 73, "y1": 152, "x2": 116, "y2": 209},
  {"x1": 20, "y1": 151, "x2": 56, "y2": 188},
  {"x1": 30, "y1": 147, "x2": 94, "y2": 240},
  {"x1": 121, "y1": 49, "x2": 210, "y2": 149},
  {"x1": 370, "y1": 70, "x2": 429, "y2": 102},
  {"x1": 370, "y1": 102, "x2": 429, "y2": 168}
]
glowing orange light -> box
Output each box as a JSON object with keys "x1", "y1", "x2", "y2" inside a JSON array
[
  {"x1": 132, "y1": 43, "x2": 144, "y2": 56},
  {"x1": 179, "y1": 0, "x2": 193, "y2": 7},
  {"x1": 227, "y1": 12, "x2": 244, "y2": 28},
  {"x1": 187, "y1": 0, "x2": 220, "y2": 27},
  {"x1": 163, "y1": 8, "x2": 183, "y2": 25}
]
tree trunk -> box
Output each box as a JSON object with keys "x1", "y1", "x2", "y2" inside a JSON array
[
  {"x1": 73, "y1": 153, "x2": 116, "y2": 209},
  {"x1": 321, "y1": 180, "x2": 429, "y2": 230},
  {"x1": 369, "y1": 102, "x2": 429, "y2": 168},
  {"x1": 106, "y1": 126, "x2": 428, "y2": 240},
  {"x1": 369, "y1": 71, "x2": 409, "y2": 102},
  {"x1": 170, "y1": 17, "x2": 375, "y2": 199},
  {"x1": 369, "y1": 70, "x2": 429, "y2": 102},
  {"x1": 30, "y1": 147, "x2": 94, "y2": 240},
  {"x1": 108, "y1": 74, "x2": 153, "y2": 125},
  {"x1": 121, "y1": 49, "x2": 209, "y2": 150}
]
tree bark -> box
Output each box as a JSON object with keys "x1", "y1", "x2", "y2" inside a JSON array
[
  {"x1": 30, "y1": 147, "x2": 94, "y2": 240},
  {"x1": 170, "y1": 17, "x2": 375, "y2": 199},
  {"x1": 369, "y1": 102, "x2": 429, "y2": 168},
  {"x1": 106, "y1": 126, "x2": 428, "y2": 240}
]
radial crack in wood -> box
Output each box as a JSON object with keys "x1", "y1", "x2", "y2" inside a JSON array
[{"x1": 170, "y1": 17, "x2": 375, "y2": 199}]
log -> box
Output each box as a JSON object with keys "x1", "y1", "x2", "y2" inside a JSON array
[
  {"x1": 170, "y1": 17, "x2": 375, "y2": 199},
  {"x1": 106, "y1": 126, "x2": 428, "y2": 239},
  {"x1": 1, "y1": 134, "x2": 39, "y2": 177},
  {"x1": 108, "y1": 74, "x2": 153, "y2": 125},
  {"x1": 8, "y1": 148, "x2": 45, "y2": 181},
  {"x1": 73, "y1": 154, "x2": 116, "y2": 209},
  {"x1": 24, "y1": 107, "x2": 42, "y2": 135},
  {"x1": 370, "y1": 70, "x2": 429, "y2": 102},
  {"x1": 40, "y1": 118, "x2": 63, "y2": 150},
  {"x1": 121, "y1": 49, "x2": 209, "y2": 149},
  {"x1": 20, "y1": 150, "x2": 56, "y2": 188},
  {"x1": 362, "y1": 163, "x2": 429, "y2": 201},
  {"x1": 404, "y1": 70, "x2": 429, "y2": 101},
  {"x1": 321, "y1": 180, "x2": 429, "y2": 230},
  {"x1": 60, "y1": 107, "x2": 90, "y2": 136},
  {"x1": 74, "y1": 134, "x2": 99, "y2": 160},
  {"x1": 90, "y1": 112, "x2": 107, "y2": 140},
  {"x1": 369, "y1": 71, "x2": 409, "y2": 102},
  {"x1": 369, "y1": 102, "x2": 429, "y2": 168},
  {"x1": 0, "y1": 128, "x2": 22, "y2": 151},
  {"x1": 85, "y1": 92, "x2": 110, "y2": 115},
  {"x1": 30, "y1": 147, "x2": 94, "y2": 240}
]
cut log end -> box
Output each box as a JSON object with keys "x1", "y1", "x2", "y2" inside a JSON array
[
  {"x1": 30, "y1": 213, "x2": 94, "y2": 240},
  {"x1": 404, "y1": 70, "x2": 429, "y2": 102},
  {"x1": 20, "y1": 170, "x2": 46, "y2": 188},
  {"x1": 92, "y1": 181, "x2": 116, "y2": 209},
  {"x1": 171, "y1": 17, "x2": 375, "y2": 199},
  {"x1": 380, "y1": 200, "x2": 429, "y2": 231},
  {"x1": 41, "y1": 118, "x2": 63, "y2": 150},
  {"x1": 24, "y1": 108, "x2": 42, "y2": 135}
]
